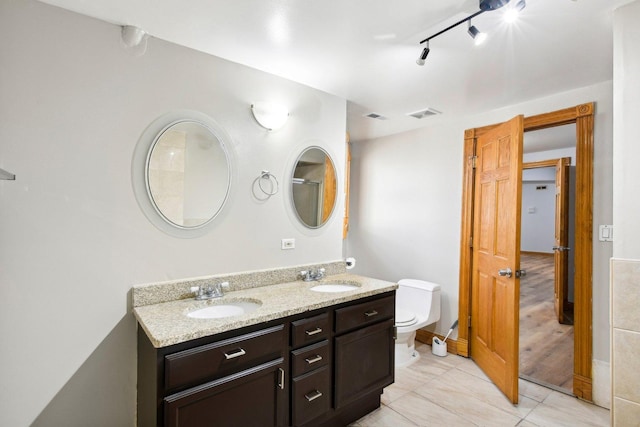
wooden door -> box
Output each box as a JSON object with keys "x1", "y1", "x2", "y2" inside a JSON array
[
  {"x1": 554, "y1": 159, "x2": 570, "y2": 324},
  {"x1": 470, "y1": 115, "x2": 524, "y2": 404},
  {"x1": 321, "y1": 157, "x2": 336, "y2": 223}
]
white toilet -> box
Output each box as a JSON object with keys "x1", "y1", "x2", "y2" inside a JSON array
[{"x1": 395, "y1": 279, "x2": 441, "y2": 367}]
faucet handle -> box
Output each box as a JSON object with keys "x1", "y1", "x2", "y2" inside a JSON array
[
  {"x1": 220, "y1": 282, "x2": 230, "y2": 289},
  {"x1": 299, "y1": 270, "x2": 309, "y2": 280}
]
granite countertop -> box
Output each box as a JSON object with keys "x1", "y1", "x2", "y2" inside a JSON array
[{"x1": 133, "y1": 273, "x2": 398, "y2": 348}]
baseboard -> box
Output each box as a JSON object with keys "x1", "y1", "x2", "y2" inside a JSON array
[
  {"x1": 521, "y1": 251, "x2": 554, "y2": 257},
  {"x1": 574, "y1": 373, "x2": 593, "y2": 402},
  {"x1": 592, "y1": 359, "x2": 611, "y2": 409},
  {"x1": 415, "y1": 329, "x2": 459, "y2": 355}
]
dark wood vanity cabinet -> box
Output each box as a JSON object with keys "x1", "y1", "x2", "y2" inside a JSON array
[{"x1": 137, "y1": 291, "x2": 395, "y2": 427}]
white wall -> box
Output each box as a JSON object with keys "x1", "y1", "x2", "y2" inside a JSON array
[
  {"x1": 521, "y1": 170, "x2": 555, "y2": 254},
  {"x1": 347, "y1": 81, "x2": 613, "y2": 401},
  {"x1": 0, "y1": 1, "x2": 346, "y2": 426}
]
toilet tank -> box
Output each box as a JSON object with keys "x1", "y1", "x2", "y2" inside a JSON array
[{"x1": 397, "y1": 279, "x2": 441, "y2": 325}]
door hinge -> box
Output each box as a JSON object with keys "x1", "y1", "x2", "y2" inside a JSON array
[
  {"x1": 468, "y1": 315, "x2": 471, "y2": 327},
  {"x1": 470, "y1": 155, "x2": 477, "y2": 169},
  {"x1": 469, "y1": 236, "x2": 473, "y2": 248}
]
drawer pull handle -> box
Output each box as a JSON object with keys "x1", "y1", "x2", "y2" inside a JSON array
[
  {"x1": 305, "y1": 355, "x2": 323, "y2": 365},
  {"x1": 223, "y1": 348, "x2": 246, "y2": 360},
  {"x1": 364, "y1": 310, "x2": 378, "y2": 317},
  {"x1": 305, "y1": 390, "x2": 323, "y2": 402},
  {"x1": 278, "y1": 368, "x2": 285, "y2": 390},
  {"x1": 305, "y1": 327, "x2": 323, "y2": 336}
]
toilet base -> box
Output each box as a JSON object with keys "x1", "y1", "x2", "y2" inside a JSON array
[{"x1": 394, "y1": 330, "x2": 420, "y2": 367}]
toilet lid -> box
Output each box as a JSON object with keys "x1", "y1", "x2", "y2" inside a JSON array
[{"x1": 395, "y1": 308, "x2": 417, "y2": 327}]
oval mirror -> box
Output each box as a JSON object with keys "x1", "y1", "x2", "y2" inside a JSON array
[
  {"x1": 145, "y1": 120, "x2": 231, "y2": 229},
  {"x1": 291, "y1": 147, "x2": 337, "y2": 228}
]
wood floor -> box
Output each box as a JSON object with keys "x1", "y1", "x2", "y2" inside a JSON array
[{"x1": 519, "y1": 252, "x2": 574, "y2": 393}]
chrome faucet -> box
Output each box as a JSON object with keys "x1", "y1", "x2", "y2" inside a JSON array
[
  {"x1": 299, "y1": 268, "x2": 326, "y2": 282},
  {"x1": 190, "y1": 282, "x2": 229, "y2": 300}
]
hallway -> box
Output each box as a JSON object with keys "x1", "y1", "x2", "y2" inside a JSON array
[{"x1": 519, "y1": 252, "x2": 574, "y2": 392}]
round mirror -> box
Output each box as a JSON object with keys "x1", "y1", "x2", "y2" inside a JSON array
[
  {"x1": 291, "y1": 147, "x2": 337, "y2": 228},
  {"x1": 145, "y1": 120, "x2": 231, "y2": 229}
]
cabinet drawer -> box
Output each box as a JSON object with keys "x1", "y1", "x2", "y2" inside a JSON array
[
  {"x1": 291, "y1": 312, "x2": 330, "y2": 348},
  {"x1": 164, "y1": 324, "x2": 285, "y2": 392},
  {"x1": 291, "y1": 340, "x2": 330, "y2": 377},
  {"x1": 292, "y1": 365, "x2": 332, "y2": 426},
  {"x1": 335, "y1": 295, "x2": 394, "y2": 334}
]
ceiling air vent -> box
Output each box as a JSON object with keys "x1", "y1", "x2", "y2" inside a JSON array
[
  {"x1": 406, "y1": 107, "x2": 441, "y2": 119},
  {"x1": 364, "y1": 112, "x2": 388, "y2": 120}
]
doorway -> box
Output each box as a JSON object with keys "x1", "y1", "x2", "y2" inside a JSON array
[
  {"x1": 457, "y1": 103, "x2": 594, "y2": 402},
  {"x1": 519, "y1": 131, "x2": 576, "y2": 394}
]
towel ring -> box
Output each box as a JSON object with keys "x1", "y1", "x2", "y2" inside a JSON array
[{"x1": 252, "y1": 170, "x2": 279, "y2": 200}]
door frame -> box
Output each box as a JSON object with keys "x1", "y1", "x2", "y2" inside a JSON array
[{"x1": 457, "y1": 103, "x2": 594, "y2": 401}]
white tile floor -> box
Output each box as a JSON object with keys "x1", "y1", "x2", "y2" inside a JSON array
[{"x1": 351, "y1": 343, "x2": 610, "y2": 427}]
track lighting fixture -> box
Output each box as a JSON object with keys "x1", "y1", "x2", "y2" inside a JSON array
[
  {"x1": 504, "y1": 0, "x2": 526, "y2": 22},
  {"x1": 467, "y1": 21, "x2": 487, "y2": 45},
  {"x1": 416, "y1": 42, "x2": 430, "y2": 66},
  {"x1": 415, "y1": 0, "x2": 524, "y2": 65}
]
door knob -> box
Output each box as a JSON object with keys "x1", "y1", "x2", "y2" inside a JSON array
[
  {"x1": 498, "y1": 268, "x2": 513, "y2": 278},
  {"x1": 516, "y1": 269, "x2": 526, "y2": 278}
]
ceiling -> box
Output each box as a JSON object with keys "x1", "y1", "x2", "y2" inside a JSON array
[{"x1": 37, "y1": 0, "x2": 623, "y2": 145}]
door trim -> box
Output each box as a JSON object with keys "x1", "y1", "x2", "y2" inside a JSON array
[{"x1": 457, "y1": 103, "x2": 594, "y2": 401}]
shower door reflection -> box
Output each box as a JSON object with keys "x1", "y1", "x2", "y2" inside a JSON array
[{"x1": 292, "y1": 178, "x2": 321, "y2": 227}]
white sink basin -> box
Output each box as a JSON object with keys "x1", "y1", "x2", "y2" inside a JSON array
[
  {"x1": 187, "y1": 300, "x2": 261, "y2": 319},
  {"x1": 309, "y1": 283, "x2": 359, "y2": 293}
]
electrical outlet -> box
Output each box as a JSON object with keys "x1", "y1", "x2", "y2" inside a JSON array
[{"x1": 281, "y1": 238, "x2": 295, "y2": 250}]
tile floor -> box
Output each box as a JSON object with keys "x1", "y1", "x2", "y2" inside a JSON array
[{"x1": 352, "y1": 343, "x2": 610, "y2": 427}]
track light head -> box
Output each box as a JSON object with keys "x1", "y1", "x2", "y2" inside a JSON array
[
  {"x1": 504, "y1": 0, "x2": 526, "y2": 22},
  {"x1": 479, "y1": 0, "x2": 510, "y2": 11},
  {"x1": 416, "y1": 45, "x2": 430, "y2": 66},
  {"x1": 468, "y1": 22, "x2": 487, "y2": 45}
]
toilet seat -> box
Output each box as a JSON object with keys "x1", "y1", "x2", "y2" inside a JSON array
[{"x1": 395, "y1": 308, "x2": 417, "y2": 327}]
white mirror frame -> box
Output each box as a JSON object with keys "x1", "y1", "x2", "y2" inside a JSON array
[
  {"x1": 289, "y1": 145, "x2": 338, "y2": 230},
  {"x1": 132, "y1": 110, "x2": 234, "y2": 238}
]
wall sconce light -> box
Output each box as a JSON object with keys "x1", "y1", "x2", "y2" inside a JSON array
[
  {"x1": 121, "y1": 25, "x2": 147, "y2": 47},
  {"x1": 121, "y1": 25, "x2": 148, "y2": 55},
  {"x1": 251, "y1": 102, "x2": 289, "y2": 131}
]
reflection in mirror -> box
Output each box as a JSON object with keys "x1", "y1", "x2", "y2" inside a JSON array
[
  {"x1": 291, "y1": 147, "x2": 337, "y2": 228},
  {"x1": 146, "y1": 120, "x2": 230, "y2": 228}
]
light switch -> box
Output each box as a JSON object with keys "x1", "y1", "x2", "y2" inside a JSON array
[{"x1": 599, "y1": 225, "x2": 613, "y2": 242}]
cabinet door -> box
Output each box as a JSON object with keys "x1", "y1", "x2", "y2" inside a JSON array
[
  {"x1": 334, "y1": 319, "x2": 394, "y2": 409},
  {"x1": 164, "y1": 358, "x2": 287, "y2": 427}
]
